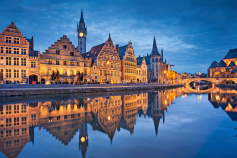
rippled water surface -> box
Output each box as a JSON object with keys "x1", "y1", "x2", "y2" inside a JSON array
[{"x1": 0, "y1": 88, "x2": 237, "y2": 158}]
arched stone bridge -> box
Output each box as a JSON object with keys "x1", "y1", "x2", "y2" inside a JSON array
[{"x1": 177, "y1": 77, "x2": 237, "y2": 86}]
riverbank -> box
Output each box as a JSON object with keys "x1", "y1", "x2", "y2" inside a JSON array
[{"x1": 0, "y1": 83, "x2": 183, "y2": 97}]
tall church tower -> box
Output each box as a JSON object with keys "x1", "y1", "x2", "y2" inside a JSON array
[{"x1": 77, "y1": 9, "x2": 87, "y2": 54}]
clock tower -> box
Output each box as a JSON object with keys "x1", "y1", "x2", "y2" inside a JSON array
[{"x1": 77, "y1": 9, "x2": 87, "y2": 54}]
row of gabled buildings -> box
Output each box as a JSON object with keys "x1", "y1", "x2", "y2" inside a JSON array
[{"x1": 0, "y1": 11, "x2": 175, "y2": 84}]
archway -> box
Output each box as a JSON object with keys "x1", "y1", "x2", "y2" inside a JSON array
[
  {"x1": 41, "y1": 78, "x2": 45, "y2": 84},
  {"x1": 29, "y1": 74, "x2": 38, "y2": 84},
  {"x1": 6, "y1": 80, "x2": 11, "y2": 84},
  {"x1": 221, "y1": 80, "x2": 236, "y2": 85},
  {"x1": 137, "y1": 78, "x2": 139, "y2": 83}
]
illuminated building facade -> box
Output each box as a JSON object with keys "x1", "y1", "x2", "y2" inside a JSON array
[
  {"x1": 208, "y1": 49, "x2": 237, "y2": 81},
  {"x1": 0, "y1": 22, "x2": 40, "y2": 84},
  {"x1": 85, "y1": 34, "x2": 121, "y2": 83},
  {"x1": 119, "y1": 42, "x2": 138, "y2": 83},
  {"x1": 40, "y1": 35, "x2": 91, "y2": 83},
  {"x1": 137, "y1": 57, "x2": 148, "y2": 83}
]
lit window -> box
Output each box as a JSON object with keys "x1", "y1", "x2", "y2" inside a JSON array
[{"x1": 21, "y1": 70, "x2": 26, "y2": 78}]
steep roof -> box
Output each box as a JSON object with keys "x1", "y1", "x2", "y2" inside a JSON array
[
  {"x1": 79, "y1": 10, "x2": 85, "y2": 23},
  {"x1": 83, "y1": 43, "x2": 105, "y2": 59},
  {"x1": 231, "y1": 68, "x2": 237, "y2": 74},
  {"x1": 151, "y1": 36, "x2": 159, "y2": 55},
  {"x1": 223, "y1": 48, "x2": 237, "y2": 59},
  {"x1": 218, "y1": 60, "x2": 227, "y2": 67},
  {"x1": 119, "y1": 45, "x2": 128, "y2": 60},
  {"x1": 208, "y1": 61, "x2": 218, "y2": 69},
  {"x1": 229, "y1": 61, "x2": 236, "y2": 67}
]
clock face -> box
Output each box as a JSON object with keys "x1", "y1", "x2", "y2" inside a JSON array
[{"x1": 79, "y1": 32, "x2": 84, "y2": 37}]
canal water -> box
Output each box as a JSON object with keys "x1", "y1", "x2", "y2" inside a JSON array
[{"x1": 0, "y1": 87, "x2": 236, "y2": 158}]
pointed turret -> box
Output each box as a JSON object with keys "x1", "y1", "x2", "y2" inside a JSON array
[
  {"x1": 151, "y1": 36, "x2": 159, "y2": 55},
  {"x1": 161, "y1": 48, "x2": 163, "y2": 61},
  {"x1": 79, "y1": 9, "x2": 85, "y2": 24}
]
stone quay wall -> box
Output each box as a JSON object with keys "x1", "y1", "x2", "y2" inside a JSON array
[{"x1": 0, "y1": 84, "x2": 183, "y2": 97}]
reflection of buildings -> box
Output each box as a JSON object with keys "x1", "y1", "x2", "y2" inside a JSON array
[
  {"x1": 208, "y1": 93, "x2": 237, "y2": 121},
  {"x1": 0, "y1": 90, "x2": 180, "y2": 158}
]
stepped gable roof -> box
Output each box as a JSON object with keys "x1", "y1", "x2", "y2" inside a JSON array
[
  {"x1": 226, "y1": 111, "x2": 237, "y2": 121},
  {"x1": 137, "y1": 56, "x2": 146, "y2": 66},
  {"x1": 208, "y1": 61, "x2": 218, "y2": 69},
  {"x1": 119, "y1": 45, "x2": 128, "y2": 60},
  {"x1": 223, "y1": 48, "x2": 237, "y2": 59},
  {"x1": 229, "y1": 61, "x2": 236, "y2": 67},
  {"x1": 218, "y1": 60, "x2": 227, "y2": 67}
]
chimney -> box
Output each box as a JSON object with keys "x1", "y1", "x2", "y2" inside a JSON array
[{"x1": 116, "y1": 44, "x2": 119, "y2": 53}]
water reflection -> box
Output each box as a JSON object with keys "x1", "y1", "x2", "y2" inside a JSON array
[{"x1": 0, "y1": 88, "x2": 237, "y2": 158}]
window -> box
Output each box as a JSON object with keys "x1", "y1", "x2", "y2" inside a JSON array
[
  {"x1": 14, "y1": 48, "x2": 19, "y2": 54},
  {"x1": 57, "y1": 116, "x2": 60, "y2": 121},
  {"x1": 63, "y1": 61, "x2": 67, "y2": 65},
  {"x1": 77, "y1": 62, "x2": 79, "y2": 66},
  {"x1": 6, "y1": 57, "x2": 11, "y2": 65},
  {"x1": 21, "y1": 104, "x2": 26, "y2": 113},
  {"x1": 14, "y1": 58, "x2": 19, "y2": 65},
  {"x1": 64, "y1": 115, "x2": 67, "y2": 120},
  {"x1": 6, "y1": 141, "x2": 12, "y2": 148},
  {"x1": 155, "y1": 58, "x2": 158, "y2": 62},
  {"x1": 21, "y1": 58, "x2": 26, "y2": 66},
  {"x1": 56, "y1": 60, "x2": 59, "y2": 65},
  {"x1": 14, "y1": 70, "x2": 19, "y2": 78},
  {"x1": 152, "y1": 58, "x2": 154, "y2": 62},
  {"x1": 48, "y1": 59, "x2": 52, "y2": 64},
  {"x1": 21, "y1": 70, "x2": 26, "y2": 78},
  {"x1": 14, "y1": 129, "x2": 19, "y2": 136},
  {"x1": 31, "y1": 62, "x2": 36, "y2": 67},
  {"x1": 22, "y1": 128, "x2": 27, "y2": 134},
  {"x1": 70, "y1": 52, "x2": 74, "y2": 56},
  {"x1": 63, "y1": 45, "x2": 67, "y2": 49},
  {"x1": 31, "y1": 114, "x2": 36, "y2": 121},
  {"x1": 14, "y1": 105, "x2": 19, "y2": 113},
  {"x1": 14, "y1": 38, "x2": 19, "y2": 44},
  {"x1": 70, "y1": 61, "x2": 74, "y2": 66},
  {"x1": 0, "y1": 131, "x2": 3, "y2": 137},
  {"x1": 0, "y1": 47, "x2": 3, "y2": 53},
  {"x1": 14, "y1": 140, "x2": 19, "y2": 146},
  {"x1": 6, "y1": 47, "x2": 11, "y2": 53},
  {"x1": 22, "y1": 117, "x2": 27, "y2": 125},
  {"x1": 56, "y1": 50, "x2": 60, "y2": 55},
  {"x1": 6, "y1": 118, "x2": 12, "y2": 127},
  {"x1": 6, "y1": 37, "x2": 11, "y2": 43},
  {"x1": 6, "y1": 105, "x2": 11, "y2": 114},
  {"x1": 21, "y1": 48, "x2": 26, "y2": 55},
  {"x1": 14, "y1": 118, "x2": 19, "y2": 126},
  {"x1": 6, "y1": 130, "x2": 12, "y2": 137}
]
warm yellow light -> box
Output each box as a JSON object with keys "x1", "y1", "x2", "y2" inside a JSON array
[
  {"x1": 108, "y1": 116, "x2": 111, "y2": 120},
  {"x1": 81, "y1": 137, "x2": 85, "y2": 142},
  {"x1": 46, "y1": 81, "x2": 51, "y2": 85},
  {"x1": 79, "y1": 32, "x2": 84, "y2": 37},
  {"x1": 164, "y1": 71, "x2": 167, "y2": 73},
  {"x1": 164, "y1": 100, "x2": 167, "y2": 105},
  {"x1": 198, "y1": 95, "x2": 202, "y2": 100},
  {"x1": 107, "y1": 61, "x2": 110, "y2": 65}
]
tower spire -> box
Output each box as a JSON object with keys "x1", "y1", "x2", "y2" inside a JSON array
[
  {"x1": 80, "y1": 9, "x2": 84, "y2": 23},
  {"x1": 161, "y1": 48, "x2": 163, "y2": 61},
  {"x1": 152, "y1": 36, "x2": 159, "y2": 55}
]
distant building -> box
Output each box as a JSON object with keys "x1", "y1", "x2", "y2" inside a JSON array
[
  {"x1": 208, "y1": 48, "x2": 237, "y2": 82},
  {"x1": 0, "y1": 22, "x2": 40, "y2": 84},
  {"x1": 137, "y1": 37, "x2": 176, "y2": 83}
]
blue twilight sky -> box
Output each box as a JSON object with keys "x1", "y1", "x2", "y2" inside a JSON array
[{"x1": 0, "y1": 0, "x2": 237, "y2": 73}]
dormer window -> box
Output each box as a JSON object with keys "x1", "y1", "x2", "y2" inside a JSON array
[{"x1": 63, "y1": 45, "x2": 67, "y2": 49}]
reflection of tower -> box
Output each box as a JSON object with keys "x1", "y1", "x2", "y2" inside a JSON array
[
  {"x1": 79, "y1": 122, "x2": 88, "y2": 158},
  {"x1": 151, "y1": 92, "x2": 162, "y2": 136}
]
